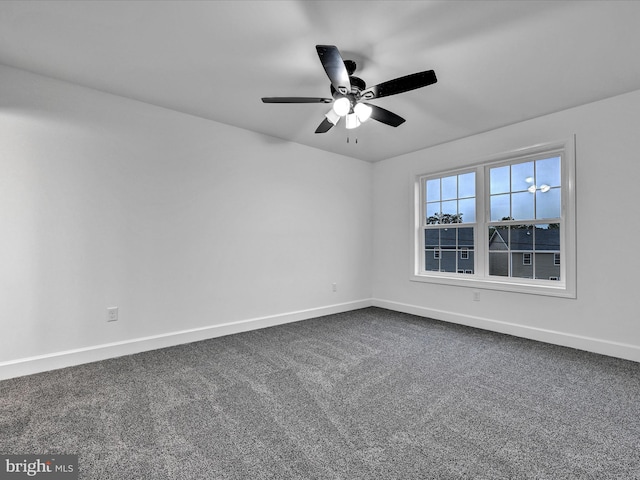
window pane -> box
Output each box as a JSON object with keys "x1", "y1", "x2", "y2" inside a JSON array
[
  {"x1": 458, "y1": 172, "x2": 475, "y2": 198},
  {"x1": 458, "y1": 197, "x2": 475, "y2": 223},
  {"x1": 426, "y1": 178, "x2": 440, "y2": 202},
  {"x1": 490, "y1": 194, "x2": 510, "y2": 221},
  {"x1": 441, "y1": 200, "x2": 457, "y2": 216},
  {"x1": 536, "y1": 187, "x2": 561, "y2": 219},
  {"x1": 512, "y1": 191, "x2": 534, "y2": 220},
  {"x1": 441, "y1": 228, "x2": 456, "y2": 248},
  {"x1": 510, "y1": 225, "x2": 533, "y2": 250},
  {"x1": 425, "y1": 251, "x2": 439, "y2": 271},
  {"x1": 536, "y1": 156, "x2": 561, "y2": 188},
  {"x1": 534, "y1": 253, "x2": 561, "y2": 280},
  {"x1": 458, "y1": 227, "x2": 474, "y2": 247},
  {"x1": 489, "y1": 226, "x2": 509, "y2": 250},
  {"x1": 512, "y1": 253, "x2": 534, "y2": 279},
  {"x1": 489, "y1": 252, "x2": 509, "y2": 276},
  {"x1": 441, "y1": 176, "x2": 458, "y2": 200},
  {"x1": 425, "y1": 229, "x2": 440, "y2": 248},
  {"x1": 490, "y1": 165, "x2": 510, "y2": 194},
  {"x1": 426, "y1": 202, "x2": 441, "y2": 223},
  {"x1": 511, "y1": 161, "x2": 535, "y2": 192},
  {"x1": 441, "y1": 250, "x2": 457, "y2": 272},
  {"x1": 534, "y1": 225, "x2": 560, "y2": 251},
  {"x1": 459, "y1": 250, "x2": 474, "y2": 273}
]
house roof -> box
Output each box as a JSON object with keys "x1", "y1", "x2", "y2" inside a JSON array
[{"x1": 489, "y1": 226, "x2": 560, "y2": 251}]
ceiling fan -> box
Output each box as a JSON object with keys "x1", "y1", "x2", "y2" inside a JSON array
[{"x1": 262, "y1": 45, "x2": 437, "y2": 133}]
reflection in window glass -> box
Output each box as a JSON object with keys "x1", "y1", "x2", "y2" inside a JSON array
[
  {"x1": 511, "y1": 161, "x2": 534, "y2": 192},
  {"x1": 536, "y1": 156, "x2": 561, "y2": 188},
  {"x1": 490, "y1": 156, "x2": 561, "y2": 224}
]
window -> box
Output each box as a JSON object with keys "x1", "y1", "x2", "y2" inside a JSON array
[
  {"x1": 423, "y1": 171, "x2": 476, "y2": 274},
  {"x1": 413, "y1": 138, "x2": 576, "y2": 297}
]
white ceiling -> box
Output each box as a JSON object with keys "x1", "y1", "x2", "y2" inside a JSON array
[{"x1": 1, "y1": 0, "x2": 639, "y2": 162}]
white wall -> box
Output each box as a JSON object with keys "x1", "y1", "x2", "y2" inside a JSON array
[
  {"x1": 373, "y1": 89, "x2": 640, "y2": 362},
  {"x1": 0, "y1": 65, "x2": 373, "y2": 378},
  {"x1": 3, "y1": 62, "x2": 639, "y2": 380}
]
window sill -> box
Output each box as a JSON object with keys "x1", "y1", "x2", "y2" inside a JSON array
[{"x1": 410, "y1": 272, "x2": 576, "y2": 298}]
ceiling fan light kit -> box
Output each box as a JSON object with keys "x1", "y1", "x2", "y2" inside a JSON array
[{"x1": 261, "y1": 45, "x2": 437, "y2": 134}]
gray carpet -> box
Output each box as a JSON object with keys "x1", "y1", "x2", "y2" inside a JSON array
[{"x1": 1, "y1": 307, "x2": 639, "y2": 479}]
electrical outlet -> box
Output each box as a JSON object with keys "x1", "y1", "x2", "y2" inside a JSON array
[
  {"x1": 332, "y1": 283, "x2": 337, "y2": 292},
  {"x1": 107, "y1": 306, "x2": 118, "y2": 322}
]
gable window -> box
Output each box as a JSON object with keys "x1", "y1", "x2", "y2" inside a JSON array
[{"x1": 413, "y1": 138, "x2": 576, "y2": 298}]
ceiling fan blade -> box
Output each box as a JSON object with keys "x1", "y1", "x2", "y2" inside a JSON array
[
  {"x1": 316, "y1": 45, "x2": 351, "y2": 96},
  {"x1": 359, "y1": 70, "x2": 437, "y2": 100},
  {"x1": 366, "y1": 103, "x2": 406, "y2": 127},
  {"x1": 315, "y1": 117, "x2": 335, "y2": 133},
  {"x1": 262, "y1": 97, "x2": 332, "y2": 103}
]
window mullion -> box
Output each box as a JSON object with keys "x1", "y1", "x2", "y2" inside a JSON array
[{"x1": 476, "y1": 165, "x2": 487, "y2": 279}]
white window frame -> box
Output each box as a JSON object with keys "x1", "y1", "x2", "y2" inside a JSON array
[
  {"x1": 522, "y1": 253, "x2": 532, "y2": 266},
  {"x1": 412, "y1": 137, "x2": 576, "y2": 298}
]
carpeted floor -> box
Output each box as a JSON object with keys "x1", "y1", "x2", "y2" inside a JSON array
[{"x1": 1, "y1": 307, "x2": 639, "y2": 479}]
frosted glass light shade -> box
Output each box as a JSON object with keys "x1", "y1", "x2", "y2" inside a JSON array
[
  {"x1": 325, "y1": 109, "x2": 340, "y2": 125},
  {"x1": 345, "y1": 113, "x2": 361, "y2": 129},
  {"x1": 354, "y1": 103, "x2": 372, "y2": 122},
  {"x1": 332, "y1": 97, "x2": 350, "y2": 117}
]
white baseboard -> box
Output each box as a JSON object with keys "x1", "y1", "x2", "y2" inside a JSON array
[
  {"x1": 373, "y1": 298, "x2": 640, "y2": 363},
  {"x1": 0, "y1": 299, "x2": 373, "y2": 381}
]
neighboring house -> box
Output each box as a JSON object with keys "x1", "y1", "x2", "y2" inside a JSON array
[
  {"x1": 425, "y1": 227, "x2": 475, "y2": 274},
  {"x1": 425, "y1": 225, "x2": 560, "y2": 280},
  {"x1": 489, "y1": 226, "x2": 560, "y2": 280}
]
